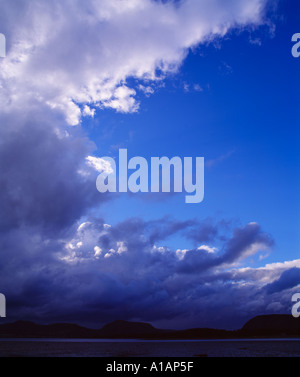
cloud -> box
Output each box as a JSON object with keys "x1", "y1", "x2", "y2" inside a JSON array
[
  {"x1": 220, "y1": 222, "x2": 274, "y2": 265},
  {"x1": 206, "y1": 150, "x2": 235, "y2": 168},
  {"x1": 86, "y1": 156, "x2": 114, "y2": 174},
  {"x1": 176, "y1": 223, "x2": 274, "y2": 274},
  {"x1": 1, "y1": 214, "x2": 296, "y2": 330},
  {"x1": 0, "y1": 0, "x2": 286, "y2": 331},
  {"x1": 265, "y1": 268, "x2": 300, "y2": 294},
  {"x1": 0, "y1": 0, "x2": 268, "y2": 125},
  {"x1": 0, "y1": 109, "x2": 110, "y2": 233},
  {"x1": 185, "y1": 219, "x2": 225, "y2": 243}
]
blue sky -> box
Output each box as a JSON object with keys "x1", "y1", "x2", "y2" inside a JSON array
[
  {"x1": 84, "y1": 0, "x2": 299, "y2": 265},
  {"x1": 0, "y1": 0, "x2": 299, "y2": 330}
]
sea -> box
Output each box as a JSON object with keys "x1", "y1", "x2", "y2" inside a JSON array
[{"x1": 0, "y1": 338, "x2": 299, "y2": 357}]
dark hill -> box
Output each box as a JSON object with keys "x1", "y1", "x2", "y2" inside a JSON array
[
  {"x1": 98, "y1": 320, "x2": 164, "y2": 338},
  {"x1": 240, "y1": 314, "x2": 300, "y2": 337},
  {"x1": 0, "y1": 315, "x2": 299, "y2": 339},
  {"x1": 0, "y1": 320, "x2": 95, "y2": 338},
  {"x1": 150, "y1": 327, "x2": 235, "y2": 340}
]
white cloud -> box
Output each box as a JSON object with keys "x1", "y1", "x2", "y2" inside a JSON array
[
  {"x1": 193, "y1": 84, "x2": 203, "y2": 92},
  {"x1": 0, "y1": 0, "x2": 267, "y2": 125},
  {"x1": 94, "y1": 246, "x2": 103, "y2": 257},
  {"x1": 138, "y1": 84, "x2": 155, "y2": 97},
  {"x1": 77, "y1": 222, "x2": 92, "y2": 232},
  {"x1": 231, "y1": 259, "x2": 300, "y2": 286},
  {"x1": 197, "y1": 245, "x2": 217, "y2": 253},
  {"x1": 116, "y1": 241, "x2": 128, "y2": 255},
  {"x1": 176, "y1": 248, "x2": 189, "y2": 260},
  {"x1": 237, "y1": 259, "x2": 300, "y2": 274},
  {"x1": 83, "y1": 105, "x2": 95, "y2": 117},
  {"x1": 86, "y1": 156, "x2": 114, "y2": 174}
]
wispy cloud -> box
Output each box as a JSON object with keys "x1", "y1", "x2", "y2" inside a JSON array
[{"x1": 206, "y1": 150, "x2": 236, "y2": 168}]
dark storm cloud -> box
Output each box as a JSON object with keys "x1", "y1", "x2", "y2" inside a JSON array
[
  {"x1": 185, "y1": 221, "x2": 221, "y2": 244},
  {"x1": 0, "y1": 110, "x2": 108, "y2": 234},
  {"x1": 177, "y1": 222, "x2": 274, "y2": 274},
  {"x1": 221, "y1": 223, "x2": 274, "y2": 264},
  {"x1": 147, "y1": 218, "x2": 197, "y2": 245},
  {"x1": 265, "y1": 268, "x2": 300, "y2": 294},
  {"x1": 1, "y1": 213, "x2": 296, "y2": 330}
]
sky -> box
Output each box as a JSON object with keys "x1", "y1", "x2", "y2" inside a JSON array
[{"x1": 0, "y1": 0, "x2": 299, "y2": 330}]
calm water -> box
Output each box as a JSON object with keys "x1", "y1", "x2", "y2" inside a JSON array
[{"x1": 0, "y1": 338, "x2": 299, "y2": 357}]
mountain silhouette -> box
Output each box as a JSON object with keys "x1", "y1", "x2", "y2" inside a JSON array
[
  {"x1": 99, "y1": 320, "x2": 166, "y2": 338},
  {"x1": 0, "y1": 314, "x2": 299, "y2": 339},
  {"x1": 241, "y1": 314, "x2": 300, "y2": 337},
  {"x1": 0, "y1": 320, "x2": 95, "y2": 338}
]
